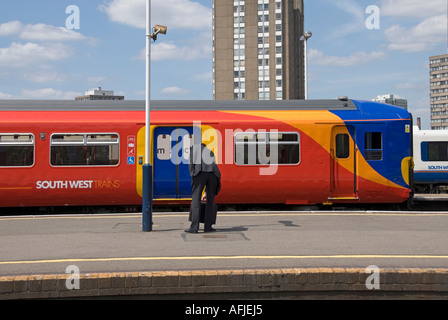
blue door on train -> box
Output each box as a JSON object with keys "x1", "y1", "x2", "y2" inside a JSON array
[{"x1": 153, "y1": 127, "x2": 195, "y2": 199}]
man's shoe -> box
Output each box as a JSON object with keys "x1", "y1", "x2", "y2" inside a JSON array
[
  {"x1": 184, "y1": 228, "x2": 198, "y2": 233},
  {"x1": 204, "y1": 227, "x2": 216, "y2": 233}
]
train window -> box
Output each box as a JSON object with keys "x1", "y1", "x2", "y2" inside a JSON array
[
  {"x1": 234, "y1": 132, "x2": 300, "y2": 165},
  {"x1": 157, "y1": 134, "x2": 171, "y2": 160},
  {"x1": 365, "y1": 132, "x2": 382, "y2": 160},
  {"x1": 0, "y1": 134, "x2": 34, "y2": 167},
  {"x1": 156, "y1": 134, "x2": 196, "y2": 161},
  {"x1": 423, "y1": 142, "x2": 448, "y2": 161},
  {"x1": 50, "y1": 133, "x2": 119, "y2": 166},
  {"x1": 335, "y1": 134, "x2": 350, "y2": 159},
  {"x1": 86, "y1": 134, "x2": 119, "y2": 144},
  {"x1": 52, "y1": 134, "x2": 84, "y2": 144}
]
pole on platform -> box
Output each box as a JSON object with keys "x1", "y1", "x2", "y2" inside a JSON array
[{"x1": 142, "y1": 0, "x2": 153, "y2": 232}]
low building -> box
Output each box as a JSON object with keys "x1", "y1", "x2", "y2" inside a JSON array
[
  {"x1": 373, "y1": 94, "x2": 408, "y2": 109},
  {"x1": 75, "y1": 87, "x2": 124, "y2": 101}
]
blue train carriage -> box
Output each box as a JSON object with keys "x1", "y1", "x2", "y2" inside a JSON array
[{"x1": 331, "y1": 99, "x2": 413, "y2": 204}]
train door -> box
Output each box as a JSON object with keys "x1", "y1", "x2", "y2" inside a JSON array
[
  {"x1": 329, "y1": 125, "x2": 358, "y2": 200},
  {"x1": 153, "y1": 127, "x2": 194, "y2": 199}
]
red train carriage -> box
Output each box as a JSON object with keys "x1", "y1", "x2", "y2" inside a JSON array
[{"x1": 0, "y1": 99, "x2": 412, "y2": 208}]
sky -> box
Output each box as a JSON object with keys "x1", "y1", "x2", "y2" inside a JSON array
[{"x1": 0, "y1": 0, "x2": 446, "y2": 129}]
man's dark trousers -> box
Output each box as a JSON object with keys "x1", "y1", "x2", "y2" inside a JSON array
[{"x1": 189, "y1": 171, "x2": 218, "y2": 231}]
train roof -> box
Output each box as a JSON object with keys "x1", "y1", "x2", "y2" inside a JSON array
[
  {"x1": 413, "y1": 126, "x2": 448, "y2": 136},
  {"x1": 0, "y1": 99, "x2": 358, "y2": 111}
]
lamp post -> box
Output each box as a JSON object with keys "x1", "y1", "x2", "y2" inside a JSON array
[
  {"x1": 142, "y1": 0, "x2": 167, "y2": 232},
  {"x1": 300, "y1": 31, "x2": 312, "y2": 100}
]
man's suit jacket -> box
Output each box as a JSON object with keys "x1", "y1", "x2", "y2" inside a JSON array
[{"x1": 189, "y1": 143, "x2": 221, "y2": 195}]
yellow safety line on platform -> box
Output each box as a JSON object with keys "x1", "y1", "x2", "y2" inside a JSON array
[
  {"x1": 1, "y1": 212, "x2": 448, "y2": 221},
  {"x1": 1, "y1": 255, "x2": 448, "y2": 266}
]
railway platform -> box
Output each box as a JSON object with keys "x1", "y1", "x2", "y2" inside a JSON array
[{"x1": 1, "y1": 210, "x2": 448, "y2": 300}]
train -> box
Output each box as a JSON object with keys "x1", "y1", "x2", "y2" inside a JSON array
[
  {"x1": 413, "y1": 126, "x2": 448, "y2": 194},
  {"x1": 0, "y1": 98, "x2": 416, "y2": 210}
]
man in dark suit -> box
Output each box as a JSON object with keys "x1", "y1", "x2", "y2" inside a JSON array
[{"x1": 185, "y1": 143, "x2": 221, "y2": 233}]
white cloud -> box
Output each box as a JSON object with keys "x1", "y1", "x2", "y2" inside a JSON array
[
  {"x1": 100, "y1": 0, "x2": 211, "y2": 30},
  {"x1": 309, "y1": 49, "x2": 386, "y2": 66},
  {"x1": 102, "y1": 0, "x2": 212, "y2": 63},
  {"x1": 161, "y1": 86, "x2": 191, "y2": 95},
  {"x1": 0, "y1": 21, "x2": 88, "y2": 69},
  {"x1": 134, "y1": 31, "x2": 212, "y2": 61},
  {"x1": 380, "y1": 0, "x2": 447, "y2": 52},
  {"x1": 21, "y1": 88, "x2": 81, "y2": 100},
  {"x1": 385, "y1": 15, "x2": 447, "y2": 52},
  {"x1": 0, "y1": 21, "x2": 87, "y2": 42},
  {"x1": 86, "y1": 76, "x2": 109, "y2": 85},
  {"x1": 326, "y1": 0, "x2": 365, "y2": 38},
  {"x1": 0, "y1": 91, "x2": 14, "y2": 99},
  {"x1": 394, "y1": 82, "x2": 418, "y2": 90},
  {"x1": 381, "y1": 0, "x2": 447, "y2": 18},
  {"x1": 0, "y1": 42, "x2": 72, "y2": 67},
  {"x1": 20, "y1": 23, "x2": 86, "y2": 42},
  {"x1": 23, "y1": 71, "x2": 67, "y2": 83},
  {"x1": 154, "y1": 38, "x2": 211, "y2": 61},
  {"x1": 152, "y1": 42, "x2": 185, "y2": 60},
  {"x1": 0, "y1": 21, "x2": 22, "y2": 36}
]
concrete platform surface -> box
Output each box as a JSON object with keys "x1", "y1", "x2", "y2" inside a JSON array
[{"x1": 0, "y1": 210, "x2": 448, "y2": 299}]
